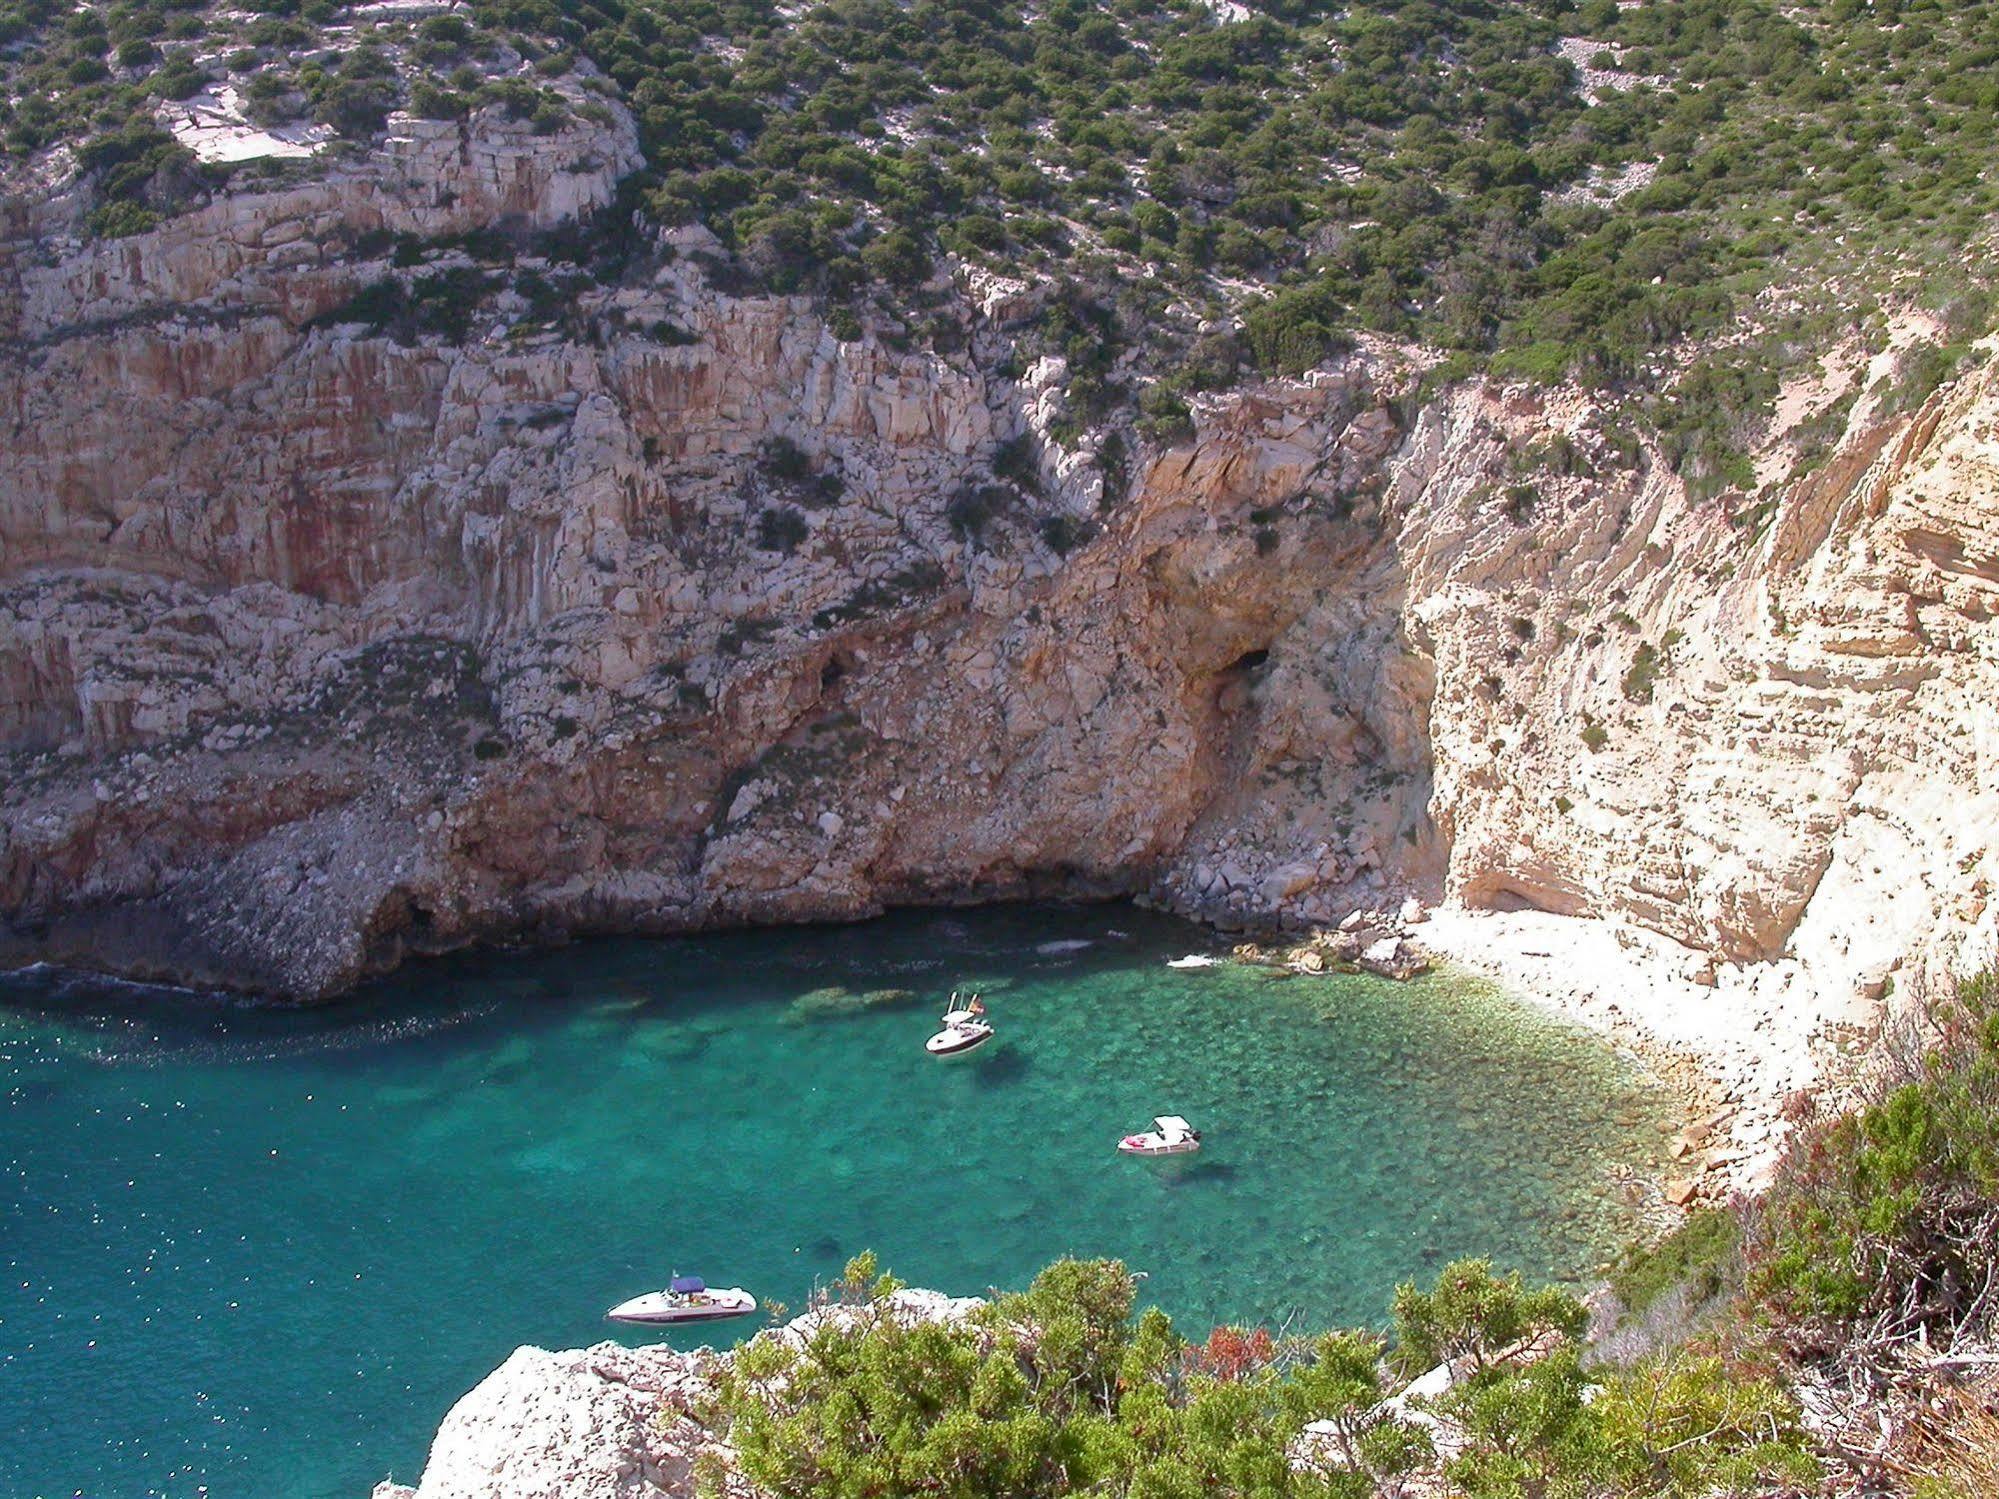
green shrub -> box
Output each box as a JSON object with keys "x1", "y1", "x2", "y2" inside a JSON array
[
  {"x1": 1622, "y1": 642, "x2": 1660, "y2": 703},
  {"x1": 1610, "y1": 1207, "x2": 1741, "y2": 1317},
  {"x1": 1876, "y1": 341, "x2": 1977, "y2": 419},
  {"x1": 755, "y1": 506, "x2": 808, "y2": 554},
  {"x1": 1489, "y1": 341, "x2": 1575, "y2": 384},
  {"x1": 84, "y1": 198, "x2": 160, "y2": 238},
  {"x1": 76, "y1": 123, "x2": 192, "y2": 208},
  {"x1": 1038, "y1": 514, "x2": 1088, "y2": 556},
  {"x1": 1751, "y1": 973, "x2": 1999, "y2": 1359},
  {"x1": 409, "y1": 81, "x2": 466, "y2": 121},
  {"x1": 707, "y1": 1257, "x2": 1424, "y2": 1499},
  {"x1": 313, "y1": 75, "x2": 396, "y2": 139},
  {"x1": 1405, "y1": 1262, "x2": 1816, "y2": 1499},
  {"x1": 1244, "y1": 281, "x2": 1350, "y2": 376},
  {"x1": 947, "y1": 483, "x2": 1012, "y2": 546},
  {"x1": 311, "y1": 268, "x2": 495, "y2": 344},
  {"x1": 1583, "y1": 1352, "x2": 1819, "y2": 1496},
  {"x1": 1391, "y1": 1258, "x2": 1588, "y2": 1378},
  {"x1": 1138, "y1": 384, "x2": 1194, "y2": 444},
  {"x1": 694, "y1": 1249, "x2": 1832, "y2": 1499},
  {"x1": 859, "y1": 227, "x2": 929, "y2": 288},
  {"x1": 757, "y1": 437, "x2": 814, "y2": 484}
]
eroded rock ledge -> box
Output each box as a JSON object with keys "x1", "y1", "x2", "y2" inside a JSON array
[
  {"x1": 368, "y1": 1289, "x2": 985, "y2": 1499},
  {"x1": 3, "y1": 95, "x2": 1996, "y2": 1068}
]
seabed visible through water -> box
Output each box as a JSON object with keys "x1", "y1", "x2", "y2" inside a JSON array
[{"x1": 0, "y1": 901, "x2": 1670, "y2": 1499}]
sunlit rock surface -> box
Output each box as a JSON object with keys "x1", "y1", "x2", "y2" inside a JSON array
[{"x1": 2, "y1": 87, "x2": 1995, "y2": 1056}]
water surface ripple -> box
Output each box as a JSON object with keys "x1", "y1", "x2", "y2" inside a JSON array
[{"x1": 0, "y1": 903, "x2": 1666, "y2": 1498}]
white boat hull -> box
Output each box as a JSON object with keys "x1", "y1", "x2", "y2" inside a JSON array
[
  {"x1": 606, "y1": 1288, "x2": 757, "y2": 1325},
  {"x1": 926, "y1": 1022, "x2": 993, "y2": 1056},
  {"x1": 1118, "y1": 1135, "x2": 1200, "y2": 1156}
]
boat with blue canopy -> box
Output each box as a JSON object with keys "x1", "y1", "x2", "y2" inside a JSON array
[{"x1": 605, "y1": 1275, "x2": 758, "y2": 1326}]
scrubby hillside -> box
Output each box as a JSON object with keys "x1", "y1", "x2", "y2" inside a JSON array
[
  {"x1": 12, "y1": 0, "x2": 1999, "y2": 404},
  {"x1": 2, "y1": 0, "x2": 1997, "y2": 1056}
]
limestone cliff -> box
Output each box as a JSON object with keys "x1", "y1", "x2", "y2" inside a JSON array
[
  {"x1": 367, "y1": 1289, "x2": 985, "y2": 1499},
  {"x1": 3, "y1": 97, "x2": 1995, "y2": 1031}
]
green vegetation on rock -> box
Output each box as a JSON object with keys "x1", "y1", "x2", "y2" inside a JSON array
[
  {"x1": 703, "y1": 1253, "x2": 1817, "y2": 1499},
  {"x1": 1750, "y1": 972, "x2": 1999, "y2": 1361},
  {"x1": 13, "y1": 1, "x2": 1999, "y2": 422},
  {"x1": 699, "y1": 971, "x2": 1999, "y2": 1495}
]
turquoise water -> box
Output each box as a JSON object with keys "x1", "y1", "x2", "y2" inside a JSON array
[{"x1": 0, "y1": 904, "x2": 1667, "y2": 1499}]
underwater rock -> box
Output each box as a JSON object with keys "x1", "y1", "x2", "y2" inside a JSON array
[
  {"x1": 785, "y1": 986, "x2": 919, "y2": 1022},
  {"x1": 1357, "y1": 936, "x2": 1432, "y2": 981}
]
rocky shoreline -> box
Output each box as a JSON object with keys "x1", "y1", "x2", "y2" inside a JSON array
[
  {"x1": 1415, "y1": 906, "x2": 1888, "y2": 1198},
  {"x1": 6, "y1": 81, "x2": 1999, "y2": 1025},
  {"x1": 366, "y1": 1290, "x2": 983, "y2": 1499},
  {"x1": 1162, "y1": 892, "x2": 1868, "y2": 1198}
]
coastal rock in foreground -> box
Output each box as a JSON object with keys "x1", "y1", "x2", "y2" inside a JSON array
[
  {"x1": 372, "y1": 1290, "x2": 983, "y2": 1498},
  {"x1": 371, "y1": 1342, "x2": 705, "y2": 1499}
]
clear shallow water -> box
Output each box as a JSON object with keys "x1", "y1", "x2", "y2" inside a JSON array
[{"x1": 0, "y1": 903, "x2": 1667, "y2": 1499}]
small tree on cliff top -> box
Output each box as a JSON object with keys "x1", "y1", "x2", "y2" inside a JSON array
[{"x1": 1390, "y1": 1258, "x2": 1589, "y2": 1377}]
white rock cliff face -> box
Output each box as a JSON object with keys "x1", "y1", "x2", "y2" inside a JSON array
[
  {"x1": 2, "y1": 98, "x2": 1995, "y2": 1042},
  {"x1": 369, "y1": 1290, "x2": 983, "y2": 1499}
]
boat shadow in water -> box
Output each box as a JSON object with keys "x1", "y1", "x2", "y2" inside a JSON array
[
  {"x1": 1159, "y1": 1158, "x2": 1239, "y2": 1187},
  {"x1": 969, "y1": 1047, "x2": 1032, "y2": 1087}
]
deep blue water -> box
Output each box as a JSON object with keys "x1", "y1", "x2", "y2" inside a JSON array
[{"x1": 0, "y1": 903, "x2": 1666, "y2": 1498}]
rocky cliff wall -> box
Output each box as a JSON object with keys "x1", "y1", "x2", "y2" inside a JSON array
[{"x1": 3, "y1": 100, "x2": 1995, "y2": 1026}]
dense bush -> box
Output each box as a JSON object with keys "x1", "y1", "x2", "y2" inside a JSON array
[
  {"x1": 703, "y1": 1253, "x2": 1818, "y2": 1499},
  {"x1": 7, "y1": 0, "x2": 1998, "y2": 441},
  {"x1": 1389, "y1": 1257, "x2": 1588, "y2": 1376},
  {"x1": 312, "y1": 268, "x2": 497, "y2": 343},
  {"x1": 1608, "y1": 1206, "x2": 1741, "y2": 1320},
  {"x1": 1751, "y1": 972, "x2": 1999, "y2": 1364},
  {"x1": 754, "y1": 506, "x2": 809, "y2": 554}
]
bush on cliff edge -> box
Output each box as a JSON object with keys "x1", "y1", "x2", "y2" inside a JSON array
[
  {"x1": 699, "y1": 1254, "x2": 1814, "y2": 1499},
  {"x1": 1751, "y1": 972, "x2": 1999, "y2": 1367}
]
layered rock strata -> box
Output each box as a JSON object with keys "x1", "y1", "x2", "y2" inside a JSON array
[{"x1": 3, "y1": 98, "x2": 1995, "y2": 1062}]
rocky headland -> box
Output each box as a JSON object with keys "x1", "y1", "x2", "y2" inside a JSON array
[
  {"x1": 366, "y1": 1288, "x2": 986, "y2": 1499},
  {"x1": 7, "y1": 88, "x2": 1994, "y2": 1132},
  {"x1": 7, "y1": 22, "x2": 1999, "y2": 1497}
]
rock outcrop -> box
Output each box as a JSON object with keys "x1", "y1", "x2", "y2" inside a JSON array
[
  {"x1": 369, "y1": 1341, "x2": 711, "y2": 1499},
  {"x1": 3, "y1": 94, "x2": 1996, "y2": 1039},
  {"x1": 370, "y1": 1289, "x2": 983, "y2": 1499}
]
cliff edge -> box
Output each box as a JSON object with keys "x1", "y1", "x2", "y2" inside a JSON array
[{"x1": 3, "y1": 93, "x2": 1995, "y2": 1088}]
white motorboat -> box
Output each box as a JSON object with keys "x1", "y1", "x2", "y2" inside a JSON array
[
  {"x1": 925, "y1": 992, "x2": 994, "y2": 1057},
  {"x1": 1118, "y1": 1115, "x2": 1202, "y2": 1156},
  {"x1": 606, "y1": 1276, "x2": 757, "y2": 1326}
]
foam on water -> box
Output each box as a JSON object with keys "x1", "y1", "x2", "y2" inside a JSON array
[{"x1": 0, "y1": 903, "x2": 1668, "y2": 1499}]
